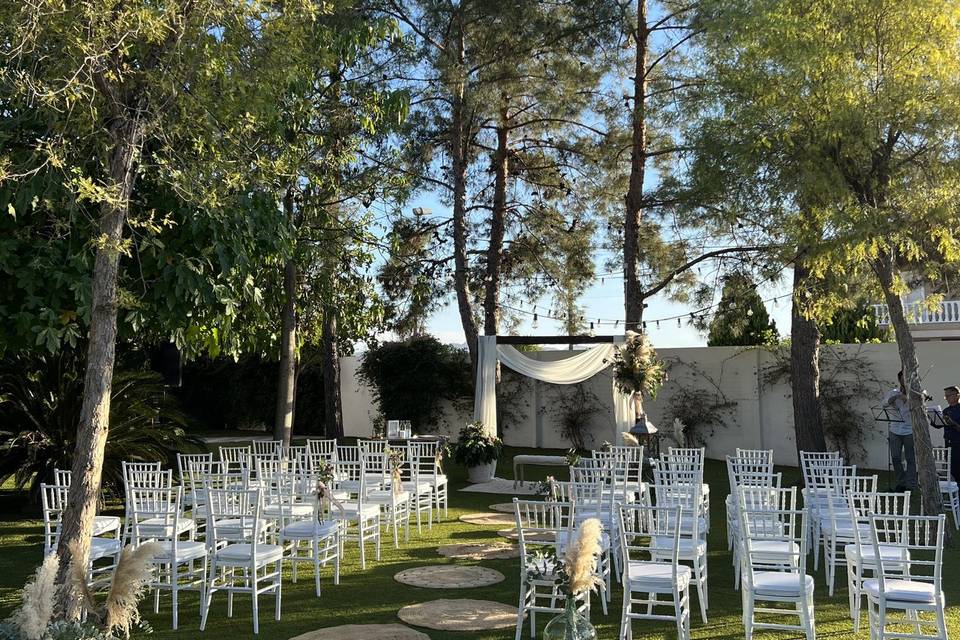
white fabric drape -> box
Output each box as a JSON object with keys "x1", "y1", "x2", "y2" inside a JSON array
[{"x1": 473, "y1": 335, "x2": 635, "y2": 443}]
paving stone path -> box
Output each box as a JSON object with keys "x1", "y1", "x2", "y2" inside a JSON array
[
  {"x1": 458, "y1": 512, "x2": 517, "y2": 526},
  {"x1": 288, "y1": 624, "x2": 429, "y2": 640},
  {"x1": 394, "y1": 564, "x2": 505, "y2": 589},
  {"x1": 437, "y1": 542, "x2": 520, "y2": 560},
  {"x1": 398, "y1": 599, "x2": 518, "y2": 631}
]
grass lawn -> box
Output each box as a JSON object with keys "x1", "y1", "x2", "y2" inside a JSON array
[{"x1": 2, "y1": 447, "x2": 960, "y2": 639}]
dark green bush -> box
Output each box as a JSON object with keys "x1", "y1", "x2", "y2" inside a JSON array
[{"x1": 357, "y1": 335, "x2": 472, "y2": 432}]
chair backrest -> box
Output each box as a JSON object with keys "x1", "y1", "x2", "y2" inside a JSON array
[
  {"x1": 736, "y1": 448, "x2": 774, "y2": 462},
  {"x1": 869, "y1": 514, "x2": 944, "y2": 599},
  {"x1": 799, "y1": 450, "x2": 843, "y2": 487},
  {"x1": 53, "y1": 468, "x2": 72, "y2": 487},
  {"x1": 513, "y1": 498, "x2": 573, "y2": 566},
  {"x1": 252, "y1": 440, "x2": 283, "y2": 457},
  {"x1": 808, "y1": 462, "x2": 857, "y2": 495},
  {"x1": 359, "y1": 440, "x2": 388, "y2": 478},
  {"x1": 307, "y1": 438, "x2": 338, "y2": 458},
  {"x1": 40, "y1": 483, "x2": 70, "y2": 555},
  {"x1": 122, "y1": 461, "x2": 167, "y2": 500},
  {"x1": 128, "y1": 483, "x2": 181, "y2": 543},
  {"x1": 933, "y1": 447, "x2": 952, "y2": 482},
  {"x1": 219, "y1": 446, "x2": 252, "y2": 476},
  {"x1": 617, "y1": 504, "x2": 684, "y2": 582},
  {"x1": 206, "y1": 488, "x2": 264, "y2": 548},
  {"x1": 569, "y1": 463, "x2": 609, "y2": 485},
  {"x1": 726, "y1": 455, "x2": 776, "y2": 489},
  {"x1": 740, "y1": 501, "x2": 808, "y2": 594},
  {"x1": 597, "y1": 446, "x2": 644, "y2": 487},
  {"x1": 848, "y1": 491, "x2": 910, "y2": 555},
  {"x1": 177, "y1": 453, "x2": 213, "y2": 484},
  {"x1": 185, "y1": 459, "x2": 225, "y2": 502},
  {"x1": 667, "y1": 446, "x2": 705, "y2": 464}
]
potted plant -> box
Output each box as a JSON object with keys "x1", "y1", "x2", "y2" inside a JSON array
[{"x1": 452, "y1": 421, "x2": 502, "y2": 483}]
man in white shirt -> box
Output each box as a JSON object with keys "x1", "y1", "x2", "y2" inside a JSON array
[{"x1": 883, "y1": 370, "x2": 916, "y2": 491}]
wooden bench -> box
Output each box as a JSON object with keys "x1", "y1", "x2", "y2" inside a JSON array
[{"x1": 513, "y1": 454, "x2": 568, "y2": 488}]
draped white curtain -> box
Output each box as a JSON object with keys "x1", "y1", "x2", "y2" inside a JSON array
[{"x1": 473, "y1": 335, "x2": 634, "y2": 443}]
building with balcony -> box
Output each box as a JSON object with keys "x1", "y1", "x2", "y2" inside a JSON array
[{"x1": 872, "y1": 299, "x2": 960, "y2": 341}]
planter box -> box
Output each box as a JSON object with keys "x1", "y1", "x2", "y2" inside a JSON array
[{"x1": 467, "y1": 460, "x2": 498, "y2": 483}]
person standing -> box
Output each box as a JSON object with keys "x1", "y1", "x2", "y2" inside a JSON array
[
  {"x1": 883, "y1": 370, "x2": 916, "y2": 491},
  {"x1": 938, "y1": 385, "x2": 960, "y2": 482}
]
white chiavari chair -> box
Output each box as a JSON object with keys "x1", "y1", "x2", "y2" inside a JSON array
[
  {"x1": 401, "y1": 442, "x2": 435, "y2": 532},
  {"x1": 617, "y1": 503, "x2": 691, "y2": 640},
  {"x1": 865, "y1": 514, "x2": 947, "y2": 640},
  {"x1": 846, "y1": 491, "x2": 911, "y2": 632},
  {"x1": 513, "y1": 498, "x2": 582, "y2": 640},
  {"x1": 52, "y1": 467, "x2": 121, "y2": 537},
  {"x1": 932, "y1": 447, "x2": 959, "y2": 528},
  {"x1": 252, "y1": 440, "x2": 283, "y2": 457},
  {"x1": 805, "y1": 461, "x2": 856, "y2": 569},
  {"x1": 362, "y1": 448, "x2": 411, "y2": 548},
  {"x1": 651, "y1": 461, "x2": 708, "y2": 623},
  {"x1": 664, "y1": 447, "x2": 710, "y2": 531},
  {"x1": 818, "y1": 473, "x2": 876, "y2": 594},
  {"x1": 200, "y1": 487, "x2": 282, "y2": 635},
  {"x1": 176, "y1": 453, "x2": 213, "y2": 511},
  {"x1": 40, "y1": 482, "x2": 121, "y2": 582},
  {"x1": 277, "y1": 467, "x2": 342, "y2": 597},
  {"x1": 332, "y1": 458, "x2": 381, "y2": 568},
  {"x1": 129, "y1": 484, "x2": 206, "y2": 630},
  {"x1": 414, "y1": 439, "x2": 448, "y2": 519},
  {"x1": 738, "y1": 487, "x2": 815, "y2": 640}
]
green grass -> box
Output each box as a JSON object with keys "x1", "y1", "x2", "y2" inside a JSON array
[{"x1": 1, "y1": 448, "x2": 960, "y2": 639}]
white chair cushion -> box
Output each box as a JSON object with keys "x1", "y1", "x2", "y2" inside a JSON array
[
  {"x1": 752, "y1": 571, "x2": 814, "y2": 597},
  {"x1": 336, "y1": 502, "x2": 380, "y2": 520},
  {"x1": 400, "y1": 481, "x2": 433, "y2": 495},
  {"x1": 750, "y1": 540, "x2": 801, "y2": 557},
  {"x1": 627, "y1": 561, "x2": 691, "y2": 591},
  {"x1": 90, "y1": 537, "x2": 121, "y2": 561},
  {"x1": 151, "y1": 540, "x2": 207, "y2": 563},
  {"x1": 650, "y1": 536, "x2": 707, "y2": 555},
  {"x1": 365, "y1": 490, "x2": 411, "y2": 504},
  {"x1": 429, "y1": 474, "x2": 448, "y2": 486},
  {"x1": 939, "y1": 480, "x2": 958, "y2": 493},
  {"x1": 844, "y1": 544, "x2": 910, "y2": 564},
  {"x1": 92, "y1": 515, "x2": 121, "y2": 536},
  {"x1": 863, "y1": 578, "x2": 937, "y2": 603},
  {"x1": 262, "y1": 503, "x2": 314, "y2": 518},
  {"x1": 280, "y1": 520, "x2": 339, "y2": 539},
  {"x1": 215, "y1": 543, "x2": 284, "y2": 565},
  {"x1": 136, "y1": 516, "x2": 195, "y2": 537}
]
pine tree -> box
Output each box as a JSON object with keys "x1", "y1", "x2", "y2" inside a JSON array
[{"x1": 706, "y1": 273, "x2": 778, "y2": 347}]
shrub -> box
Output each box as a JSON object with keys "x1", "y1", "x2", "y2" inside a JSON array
[
  {"x1": 0, "y1": 349, "x2": 202, "y2": 501},
  {"x1": 357, "y1": 335, "x2": 472, "y2": 432},
  {"x1": 452, "y1": 421, "x2": 502, "y2": 467}
]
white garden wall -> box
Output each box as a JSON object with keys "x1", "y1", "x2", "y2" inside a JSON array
[{"x1": 340, "y1": 342, "x2": 960, "y2": 468}]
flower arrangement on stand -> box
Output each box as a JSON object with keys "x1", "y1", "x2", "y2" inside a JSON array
[
  {"x1": 611, "y1": 331, "x2": 667, "y2": 404},
  {"x1": 531, "y1": 518, "x2": 604, "y2": 640},
  {"x1": 0, "y1": 541, "x2": 160, "y2": 640}
]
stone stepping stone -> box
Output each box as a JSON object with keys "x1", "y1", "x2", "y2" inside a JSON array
[
  {"x1": 488, "y1": 502, "x2": 517, "y2": 514},
  {"x1": 394, "y1": 565, "x2": 505, "y2": 589},
  {"x1": 497, "y1": 528, "x2": 555, "y2": 542},
  {"x1": 459, "y1": 512, "x2": 516, "y2": 526},
  {"x1": 398, "y1": 598, "x2": 517, "y2": 631},
  {"x1": 289, "y1": 624, "x2": 428, "y2": 640},
  {"x1": 437, "y1": 542, "x2": 520, "y2": 560}
]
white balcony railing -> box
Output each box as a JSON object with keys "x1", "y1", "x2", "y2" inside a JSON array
[{"x1": 873, "y1": 300, "x2": 960, "y2": 325}]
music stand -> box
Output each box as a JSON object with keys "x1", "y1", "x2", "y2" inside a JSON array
[{"x1": 872, "y1": 405, "x2": 903, "y2": 490}]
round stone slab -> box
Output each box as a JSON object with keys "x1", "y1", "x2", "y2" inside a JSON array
[
  {"x1": 437, "y1": 542, "x2": 520, "y2": 560},
  {"x1": 497, "y1": 528, "x2": 555, "y2": 542},
  {"x1": 459, "y1": 512, "x2": 516, "y2": 526},
  {"x1": 289, "y1": 624, "x2": 429, "y2": 640},
  {"x1": 394, "y1": 565, "x2": 505, "y2": 589},
  {"x1": 488, "y1": 502, "x2": 517, "y2": 514},
  {"x1": 398, "y1": 599, "x2": 517, "y2": 631}
]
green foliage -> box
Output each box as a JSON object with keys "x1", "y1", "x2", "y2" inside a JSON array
[
  {"x1": 549, "y1": 384, "x2": 603, "y2": 451},
  {"x1": 0, "y1": 350, "x2": 202, "y2": 500},
  {"x1": 820, "y1": 301, "x2": 892, "y2": 345},
  {"x1": 357, "y1": 335, "x2": 472, "y2": 432},
  {"x1": 706, "y1": 273, "x2": 778, "y2": 347},
  {"x1": 611, "y1": 332, "x2": 667, "y2": 398},
  {"x1": 451, "y1": 421, "x2": 502, "y2": 467}
]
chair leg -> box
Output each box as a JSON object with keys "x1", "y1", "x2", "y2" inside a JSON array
[
  {"x1": 514, "y1": 582, "x2": 526, "y2": 640},
  {"x1": 274, "y1": 561, "x2": 282, "y2": 621},
  {"x1": 251, "y1": 567, "x2": 259, "y2": 635}
]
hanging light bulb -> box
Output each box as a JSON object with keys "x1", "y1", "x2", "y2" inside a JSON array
[
  {"x1": 747, "y1": 308, "x2": 754, "y2": 317},
  {"x1": 656, "y1": 320, "x2": 660, "y2": 329},
  {"x1": 677, "y1": 318, "x2": 681, "y2": 328},
  {"x1": 532, "y1": 312, "x2": 539, "y2": 328},
  {"x1": 642, "y1": 321, "x2": 647, "y2": 331},
  {"x1": 589, "y1": 321, "x2": 595, "y2": 336}
]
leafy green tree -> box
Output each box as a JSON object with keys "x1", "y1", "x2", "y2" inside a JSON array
[
  {"x1": 699, "y1": 0, "x2": 960, "y2": 519},
  {"x1": 706, "y1": 273, "x2": 778, "y2": 347},
  {"x1": 820, "y1": 301, "x2": 892, "y2": 344},
  {"x1": 0, "y1": 0, "x2": 396, "y2": 610}
]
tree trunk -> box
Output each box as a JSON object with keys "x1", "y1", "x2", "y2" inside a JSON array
[
  {"x1": 449, "y1": 24, "x2": 479, "y2": 375},
  {"x1": 790, "y1": 257, "x2": 827, "y2": 461},
  {"x1": 874, "y1": 251, "x2": 945, "y2": 529},
  {"x1": 274, "y1": 192, "x2": 298, "y2": 447},
  {"x1": 483, "y1": 105, "x2": 509, "y2": 337},
  {"x1": 623, "y1": 0, "x2": 648, "y2": 331},
  {"x1": 321, "y1": 308, "x2": 344, "y2": 440},
  {"x1": 55, "y1": 113, "x2": 142, "y2": 618}
]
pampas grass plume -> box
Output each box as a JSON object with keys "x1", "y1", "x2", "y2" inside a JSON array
[
  {"x1": 621, "y1": 432, "x2": 640, "y2": 447},
  {"x1": 565, "y1": 518, "x2": 603, "y2": 595},
  {"x1": 9, "y1": 552, "x2": 59, "y2": 640},
  {"x1": 105, "y1": 542, "x2": 161, "y2": 638}
]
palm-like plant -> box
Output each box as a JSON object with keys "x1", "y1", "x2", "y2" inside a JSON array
[{"x1": 0, "y1": 350, "x2": 202, "y2": 501}]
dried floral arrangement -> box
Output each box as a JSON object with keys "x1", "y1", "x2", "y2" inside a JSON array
[
  {"x1": 610, "y1": 331, "x2": 666, "y2": 398},
  {"x1": 529, "y1": 518, "x2": 604, "y2": 597},
  {"x1": 0, "y1": 541, "x2": 159, "y2": 640}
]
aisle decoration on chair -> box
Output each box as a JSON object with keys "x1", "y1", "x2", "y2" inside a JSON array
[{"x1": 534, "y1": 518, "x2": 604, "y2": 640}]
